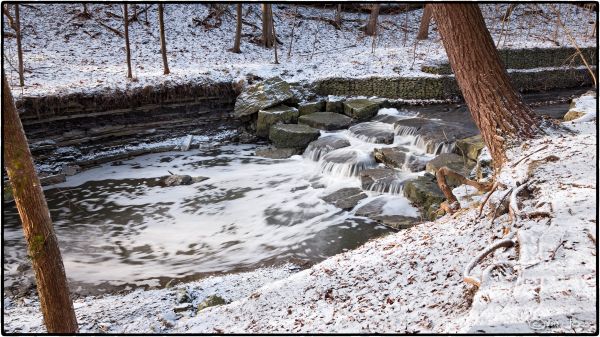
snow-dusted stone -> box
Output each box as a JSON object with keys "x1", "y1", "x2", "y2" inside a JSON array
[
  {"x1": 563, "y1": 91, "x2": 597, "y2": 121},
  {"x1": 348, "y1": 122, "x2": 395, "y2": 144},
  {"x1": 298, "y1": 100, "x2": 326, "y2": 115},
  {"x1": 197, "y1": 295, "x2": 227, "y2": 313},
  {"x1": 343, "y1": 98, "x2": 385, "y2": 120},
  {"x1": 355, "y1": 197, "x2": 419, "y2": 230},
  {"x1": 298, "y1": 112, "x2": 353, "y2": 130},
  {"x1": 255, "y1": 147, "x2": 301, "y2": 159},
  {"x1": 269, "y1": 124, "x2": 320, "y2": 150},
  {"x1": 321, "y1": 187, "x2": 367, "y2": 210},
  {"x1": 256, "y1": 105, "x2": 299, "y2": 138},
  {"x1": 303, "y1": 135, "x2": 351, "y2": 161},
  {"x1": 402, "y1": 174, "x2": 445, "y2": 217},
  {"x1": 233, "y1": 77, "x2": 293, "y2": 118},
  {"x1": 360, "y1": 167, "x2": 404, "y2": 194},
  {"x1": 374, "y1": 146, "x2": 426, "y2": 172},
  {"x1": 455, "y1": 135, "x2": 486, "y2": 162},
  {"x1": 425, "y1": 153, "x2": 475, "y2": 187},
  {"x1": 163, "y1": 175, "x2": 208, "y2": 187},
  {"x1": 325, "y1": 97, "x2": 344, "y2": 113}
]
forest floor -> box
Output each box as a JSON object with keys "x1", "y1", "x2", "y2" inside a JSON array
[
  {"x1": 3, "y1": 3, "x2": 596, "y2": 97},
  {"x1": 3, "y1": 110, "x2": 596, "y2": 333}
]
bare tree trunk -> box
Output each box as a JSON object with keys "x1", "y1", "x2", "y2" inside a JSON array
[
  {"x1": 82, "y1": 3, "x2": 89, "y2": 16},
  {"x1": 2, "y1": 72, "x2": 78, "y2": 333},
  {"x1": 416, "y1": 4, "x2": 432, "y2": 40},
  {"x1": 232, "y1": 4, "x2": 242, "y2": 53},
  {"x1": 158, "y1": 4, "x2": 170, "y2": 75},
  {"x1": 365, "y1": 4, "x2": 380, "y2": 36},
  {"x1": 123, "y1": 4, "x2": 132, "y2": 79},
  {"x1": 272, "y1": 6, "x2": 278, "y2": 64},
  {"x1": 15, "y1": 4, "x2": 24, "y2": 87},
  {"x1": 261, "y1": 4, "x2": 273, "y2": 48},
  {"x1": 431, "y1": 4, "x2": 540, "y2": 169},
  {"x1": 334, "y1": 4, "x2": 342, "y2": 29}
]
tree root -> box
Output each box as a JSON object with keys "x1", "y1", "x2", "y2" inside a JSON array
[
  {"x1": 436, "y1": 166, "x2": 493, "y2": 214},
  {"x1": 464, "y1": 238, "x2": 515, "y2": 287},
  {"x1": 478, "y1": 182, "x2": 499, "y2": 218}
]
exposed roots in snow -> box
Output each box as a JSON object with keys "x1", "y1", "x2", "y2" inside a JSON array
[
  {"x1": 436, "y1": 166, "x2": 493, "y2": 214},
  {"x1": 463, "y1": 238, "x2": 516, "y2": 287}
]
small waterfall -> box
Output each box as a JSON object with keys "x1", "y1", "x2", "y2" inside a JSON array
[
  {"x1": 394, "y1": 124, "x2": 419, "y2": 137},
  {"x1": 348, "y1": 122, "x2": 395, "y2": 144},
  {"x1": 319, "y1": 148, "x2": 377, "y2": 178},
  {"x1": 434, "y1": 142, "x2": 455, "y2": 155},
  {"x1": 364, "y1": 179, "x2": 405, "y2": 195},
  {"x1": 303, "y1": 135, "x2": 351, "y2": 162}
]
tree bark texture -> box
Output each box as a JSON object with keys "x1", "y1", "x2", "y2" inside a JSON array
[
  {"x1": 232, "y1": 4, "x2": 242, "y2": 53},
  {"x1": 158, "y1": 4, "x2": 170, "y2": 74},
  {"x1": 2, "y1": 73, "x2": 78, "y2": 333},
  {"x1": 261, "y1": 4, "x2": 274, "y2": 48},
  {"x1": 15, "y1": 4, "x2": 24, "y2": 86},
  {"x1": 431, "y1": 4, "x2": 540, "y2": 169},
  {"x1": 416, "y1": 4, "x2": 432, "y2": 40},
  {"x1": 365, "y1": 4, "x2": 380, "y2": 36},
  {"x1": 123, "y1": 4, "x2": 132, "y2": 79}
]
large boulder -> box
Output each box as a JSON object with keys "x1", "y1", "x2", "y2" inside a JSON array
[
  {"x1": 360, "y1": 168, "x2": 404, "y2": 194},
  {"x1": 403, "y1": 174, "x2": 445, "y2": 217},
  {"x1": 255, "y1": 147, "x2": 302, "y2": 159},
  {"x1": 348, "y1": 122, "x2": 395, "y2": 144},
  {"x1": 355, "y1": 197, "x2": 420, "y2": 230},
  {"x1": 269, "y1": 124, "x2": 320, "y2": 150},
  {"x1": 454, "y1": 135, "x2": 485, "y2": 162},
  {"x1": 256, "y1": 105, "x2": 299, "y2": 138},
  {"x1": 233, "y1": 77, "x2": 294, "y2": 118},
  {"x1": 304, "y1": 135, "x2": 351, "y2": 161},
  {"x1": 343, "y1": 98, "x2": 384, "y2": 120},
  {"x1": 425, "y1": 153, "x2": 475, "y2": 187},
  {"x1": 298, "y1": 100, "x2": 326, "y2": 115},
  {"x1": 298, "y1": 112, "x2": 353, "y2": 130},
  {"x1": 374, "y1": 146, "x2": 426, "y2": 172},
  {"x1": 321, "y1": 187, "x2": 367, "y2": 210}
]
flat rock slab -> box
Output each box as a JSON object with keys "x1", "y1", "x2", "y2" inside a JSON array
[
  {"x1": 325, "y1": 98, "x2": 344, "y2": 113},
  {"x1": 269, "y1": 124, "x2": 321, "y2": 150},
  {"x1": 234, "y1": 77, "x2": 293, "y2": 118},
  {"x1": 394, "y1": 118, "x2": 477, "y2": 154},
  {"x1": 304, "y1": 135, "x2": 351, "y2": 161},
  {"x1": 360, "y1": 168, "x2": 404, "y2": 194},
  {"x1": 343, "y1": 98, "x2": 384, "y2": 121},
  {"x1": 255, "y1": 147, "x2": 301, "y2": 159},
  {"x1": 298, "y1": 100, "x2": 326, "y2": 115},
  {"x1": 402, "y1": 174, "x2": 445, "y2": 217},
  {"x1": 455, "y1": 135, "x2": 485, "y2": 162},
  {"x1": 321, "y1": 187, "x2": 368, "y2": 211},
  {"x1": 256, "y1": 105, "x2": 299, "y2": 138},
  {"x1": 348, "y1": 122, "x2": 395, "y2": 144},
  {"x1": 374, "y1": 146, "x2": 426, "y2": 172},
  {"x1": 299, "y1": 112, "x2": 353, "y2": 130},
  {"x1": 355, "y1": 198, "x2": 419, "y2": 230}
]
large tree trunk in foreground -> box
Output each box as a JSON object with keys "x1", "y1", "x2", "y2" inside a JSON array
[
  {"x1": 261, "y1": 4, "x2": 274, "y2": 48},
  {"x1": 15, "y1": 4, "x2": 24, "y2": 86},
  {"x1": 416, "y1": 4, "x2": 432, "y2": 40},
  {"x1": 123, "y1": 4, "x2": 132, "y2": 79},
  {"x1": 232, "y1": 4, "x2": 242, "y2": 53},
  {"x1": 2, "y1": 73, "x2": 78, "y2": 333},
  {"x1": 431, "y1": 4, "x2": 540, "y2": 169},
  {"x1": 158, "y1": 4, "x2": 170, "y2": 75},
  {"x1": 365, "y1": 4, "x2": 380, "y2": 36}
]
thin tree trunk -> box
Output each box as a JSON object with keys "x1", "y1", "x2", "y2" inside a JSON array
[
  {"x1": 365, "y1": 4, "x2": 380, "y2": 36},
  {"x1": 123, "y1": 4, "x2": 132, "y2": 79},
  {"x1": 15, "y1": 4, "x2": 24, "y2": 87},
  {"x1": 158, "y1": 4, "x2": 170, "y2": 74},
  {"x1": 232, "y1": 4, "x2": 242, "y2": 53},
  {"x1": 287, "y1": 5, "x2": 298, "y2": 58},
  {"x1": 2, "y1": 72, "x2": 78, "y2": 333},
  {"x1": 82, "y1": 3, "x2": 89, "y2": 16},
  {"x1": 271, "y1": 5, "x2": 278, "y2": 64},
  {"x1": 416, "y1": 4, "x2": 432, "y2": 40},
  {"x1": 334, "y1": 4, "x2": 342, "y2": 29},
  {"x1": 431, "y1": 4, "x2": 540, "y2": 169},
  {"x1": 261, "y1": 3, "x2": 273, "y2": 48}
]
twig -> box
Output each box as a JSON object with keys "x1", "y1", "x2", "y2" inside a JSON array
[
  {"x1": 93, "y1": 18, "x2": 123, "y2": 37},
  {"x1": 490, "y1": 187, "x2": 512, "y2": 224},
  {"x1": 511, "y1": 144, "x2": 548, "y2": 168}
]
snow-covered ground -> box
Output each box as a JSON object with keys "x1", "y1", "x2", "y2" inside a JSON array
[
  {"x1": 4, "y1": 105, "x2": 596, "y2": 333},
  {"x1": 3, "y1": 3, "x2": 596, "y2": 97}
]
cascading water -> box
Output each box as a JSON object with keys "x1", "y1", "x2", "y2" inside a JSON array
[{"x1": 319, "y1": 148, "x2": 377, "y2": 178}]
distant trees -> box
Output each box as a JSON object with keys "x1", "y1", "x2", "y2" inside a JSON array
[
  {"x1": 261, "y1": 4, "x2": 274, "y2": 48},
  {"x1": 431, "y1": 4, "x2": 540, "y2": 169},
  {"x1": 2, "y1": 4, "x2": 25, "y2": 86},
  {"x1": 158, "y1": 4, "x2": 170, "y2": 74},
  {"x1": 3, "y1": 72, "x2": 78, "y2": 333},
  {"x1": 365, "y1": 4, "x2": 380, "y2": 36},
  {"x1": 232, "y1": 4, "x2": 242, "y2": 53},
  {"x1": 123, "y1": 4, "x2": 132, "y2": 79},
  {"x1": 416, "y1": 4, "x2": 432, "y2": 40}
]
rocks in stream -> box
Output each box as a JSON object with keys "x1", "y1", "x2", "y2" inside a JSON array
[
  {"x1": 320, "y1": 148, "x2": 376, "y2": 177},
  {"x1": 454, "y1": 135, "x2": 486, "y2": 162},
  {"x1": 39, "y1": 173, "x2": 66, "y2": 186},
  {"x1": 233, "y1": 77, "x2": 294, "y2": 118},
  {"x1": 394, "y1": 118, "x2": 477, "y2": 154},
  {"x1": 402, "y1": 174, "x2": 445, "y2": 218},
  {"x1": 298, "y1": 100, "x2": 326, "y2": 115},
  {"x1": 355, "y1": 197, "x2": 419, "y2": 230},
  {"x1": 321, "y1": 188, "x2": 367, "y2": 211},
  {"x1": 343, "y1": 98, "x2": 385, "y2": 120},
  {"x1": 425, "y1": 153, "x2": 475, "y2": 187},
  {"x1": 298, "y1": 112, "x2": 353, "y2": 130},
  {"x1": 360, "y1": 168, "x2": 404, "y2": 194},
  {"x1": 348, "y1": 122, "x2": 395, "y2": 144},
  {"x1": 325, "y1": 97, "x2": 344, "y2": 113},
  {"x1": 269, "y1": 124, "x2": 321, "y2": 150},
  {"x1": 255, "y1": 147, "x2": 301, "y2": 159},
  {"x1": 304, "y1": 135, "x2": 351, "y2": 161},
  {"x1": 256, "y1": 105, "x2": 299, "y2": 138},
  {"x1": 163, "y1": 175, "x2": 209, "y2": 187},
  {"x1": 373, "y1": 146, "x2": 426, "y2": 172}
]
